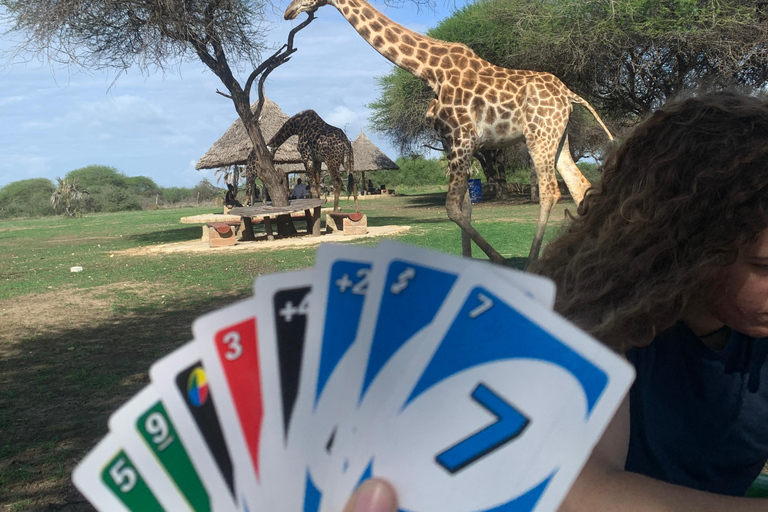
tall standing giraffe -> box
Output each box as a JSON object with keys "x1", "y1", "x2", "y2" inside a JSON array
[
  {"x1": 285, "y1": 0, "x2": 613, "y2": 265},
  {"x1": 267, "y1": 109, "x2": 358, "y2": 212}
]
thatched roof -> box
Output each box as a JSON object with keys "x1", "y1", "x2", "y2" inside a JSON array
[
  {"x1": 195, "y1": 98, "x2": 303, "y2": 170},
  {"x1": 352, "y1": 132, "x2": 399, "y2": 171},
  {"x1": 196, "y1": 100, "x2": 400, "y2": 173}
]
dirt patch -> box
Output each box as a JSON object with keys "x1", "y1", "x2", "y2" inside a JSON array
[
  {"x1": 0, "y1": 282, "x2": 196, "y2": 511},
  {"x1": 0, "y1": 282, "x2": 165, "y2": 357},
  {"x1": 117, "y1": 225, "x2": 411, "y2": 256}
]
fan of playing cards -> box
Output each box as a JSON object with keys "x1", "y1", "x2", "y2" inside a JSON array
[{"x1": 73, "y1": 241, "x2": 635, "y2": 512}]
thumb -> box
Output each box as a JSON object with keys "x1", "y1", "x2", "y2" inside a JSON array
[{"x1": 342, "y1": 478, "x2": 398, "y2": 512}]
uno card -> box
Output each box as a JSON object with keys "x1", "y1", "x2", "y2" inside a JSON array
[
  {"x1": 318, "y1": 241, "x2": 557, "y2": 510},
  {"x1": 193, "y1": 296, "x2": 273, "y2": 512},
  {"x1": 107, "y1": 385, "x2": 210, "y2": 512},
  {"x1": 249, "y1": 270, "x2": 315, "y2": 506},
  {"x1": 356, "y1": 267, "x2": 634, "y2": 512},
  {"x1": 72, "y1": 433, "x2": 170, "y2": 512},
  {"x1": 149, "y1": 341, "x2": 240, "y2": 512},
  {"x1": 286, "y1": 244, "x2": 376, "y2": 509}
]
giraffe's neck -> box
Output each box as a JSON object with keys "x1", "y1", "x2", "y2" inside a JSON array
[{"x1": 330, "y1": 0, "x2": 453, "y2": 91}]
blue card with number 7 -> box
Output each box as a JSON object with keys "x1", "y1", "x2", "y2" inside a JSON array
[{"x1": 338, "y1": 263, "x2": 633, "y2": 512}]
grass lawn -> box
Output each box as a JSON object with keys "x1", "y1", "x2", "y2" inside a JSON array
[{"x1": 0, "y1": 192, "x2": 574, "y2": 511}]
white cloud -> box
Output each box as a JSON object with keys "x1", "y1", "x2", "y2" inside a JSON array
[{"x1": 0, "y1": 0, "x2": 457, "y2": 190}]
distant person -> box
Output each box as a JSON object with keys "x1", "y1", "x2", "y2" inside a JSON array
[
  {"x1": 367, "y1": 179, "x2": 374, "y2": 195},
  {"x1": 292, "y1": 178, "x2": 308, "y2": 199},
  {"x1": 224, "y1": 184, "x2": 243, "y2": 208}
]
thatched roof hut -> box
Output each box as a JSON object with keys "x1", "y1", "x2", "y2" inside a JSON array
[
  {"x1": 352, "y1": 132, "x2": 399, "y2": 172},
  {"x1": 195, "y1": 100, "x2": 400, "y2": 178},
  {"x1": 195, "y1": 98, "x2": 303, "y2": 170}
]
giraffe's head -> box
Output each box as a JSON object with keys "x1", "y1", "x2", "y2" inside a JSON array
[{"x1": 284, "y1": 0, "x2": 327, "y2": 20}]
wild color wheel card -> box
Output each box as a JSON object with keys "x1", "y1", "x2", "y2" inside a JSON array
[
  {"x1": 354, "y1": 267, "x2": 635, "y2": 512},
  {"x1": 107, "y1": 384, "x2": 210, "y2": 512},
  {"x1": 193, "y1": 296, "x2": 273, "y2": 512},
  {"x1": 72, "y1": 433, "x2": 172, "y2": 512},
  {"x1": 149, "y1": 341, "x2": 240, "y2": 512}
]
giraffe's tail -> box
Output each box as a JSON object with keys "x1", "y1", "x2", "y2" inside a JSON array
[
  {"x1": 344, "y1": 140, "x2": 355, "y2": 175},
  {"x1": 570, "y1": 94, "x2": 614, "y2": 142}
]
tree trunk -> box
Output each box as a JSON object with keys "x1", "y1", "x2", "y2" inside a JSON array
[
  {"x1": 476, "y1": 150, "x2": 509, "y2": 200},
  {"x1": 530, "y1": 167, "x2": 539, "y2": 203}
]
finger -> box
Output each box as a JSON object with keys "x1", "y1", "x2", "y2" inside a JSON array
[{"x1": 342, "y1": 478, "x2": 398, "y2": 512}]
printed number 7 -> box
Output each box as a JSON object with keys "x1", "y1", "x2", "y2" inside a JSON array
[{"x1": 436, "y1": 382, "x2": 529, "y2": 474}]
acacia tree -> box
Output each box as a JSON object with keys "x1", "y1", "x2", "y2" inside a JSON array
[
  {"x1": 369, "y1": 0, "x2": 768, "y2": 195},
  {"x1": 1, "y1": 0, "x2": 315, "y2": 216}
]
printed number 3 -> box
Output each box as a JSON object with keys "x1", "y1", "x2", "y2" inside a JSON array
[
  {"x1": 109, "y1": 458, "x2": 137, "y2": 493},
  {"x1": 223, "y1": 331, "x2": 243, "y2": 360}
]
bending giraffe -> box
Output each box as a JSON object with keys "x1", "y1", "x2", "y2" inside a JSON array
[
  {"x1": 266, "y1": 109, "x2": 358, "y2": 212},
  {"x1": 285, "y1": 0, "x2": 613, "y2": 265}
]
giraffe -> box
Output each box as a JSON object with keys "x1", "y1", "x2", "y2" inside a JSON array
[
  {"x1": 285, "y1": 0, "x2": 613, "y2": 266},
  {"x1": 266, "y1": 109, "x2": 358, "y2": 212}
]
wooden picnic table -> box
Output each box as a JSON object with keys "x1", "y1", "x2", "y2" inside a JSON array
[{"x1": 229, "y1": 198, "x2": 325, "y2": 241}]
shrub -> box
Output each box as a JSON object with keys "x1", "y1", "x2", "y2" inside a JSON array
[
  {"x1": 97, "y1": 186, "x2": 143, "y2": 212},
  {"x1": 125, "y1": 176, "x2": 161, "y2": 196},
  {"x1": 65, "y1": 165, "x2": 128, "y2": 190},
  {"x1": 0, "y1": 178, "x2": 56, "y2": 219}
]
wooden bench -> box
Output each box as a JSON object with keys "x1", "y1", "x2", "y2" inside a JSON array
[{"x1": 325, "y1": 212, "x2": 368, "y2": 235}]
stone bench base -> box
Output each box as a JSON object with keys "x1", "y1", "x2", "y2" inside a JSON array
[
  {"x1": 325, "y1": 212, "x2": 367, "y2": 235},
  {"x1": 206, "y1": 222, "x2": 240, "y2": 247}
]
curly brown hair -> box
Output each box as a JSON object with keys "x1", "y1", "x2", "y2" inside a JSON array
[{"x1": 530, "y1": 91, "x2": 768, "y2": 352}]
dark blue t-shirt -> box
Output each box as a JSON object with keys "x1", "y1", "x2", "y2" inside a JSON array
[{"x1": 625, "y1": 323, "x2": 768, "y2": 496}]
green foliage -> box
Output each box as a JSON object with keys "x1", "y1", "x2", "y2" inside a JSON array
[
  {"x1": 369, "y1": 69, "x2": 435, "y2": 154},
  {"x1": 125, "y1": 176, "x2": 161, "y2": 196},
  {"x1": 364, "y1": 156, "x2": 448, "y2": 189},
  {"x1": 64, "y1": 165, "x2": 128, "y2": 189},
  {"x1": 96, "y1": 186, "x2": 142, "y2": 212},
  {"x1": 160, "y1": 187, "x2": 191, "y2": 204},
  {"x1": 0, "y1": 178, "x2": 56, "y2": 219},
  {"x1": 191, "y1": 179, "x2": 225, "y2": 203}
]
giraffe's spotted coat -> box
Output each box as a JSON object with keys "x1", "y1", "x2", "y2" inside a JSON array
[
  {"x1": 283, "y1": 0, "x2": 612, "y2": 263},
  {"x1": 267, "y1": 110, "x2": 355, "y2": 212}
]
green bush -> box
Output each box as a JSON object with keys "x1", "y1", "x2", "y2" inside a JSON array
[
  {"x1": 126, "y1": 176, "x2": 161, "y2": 196},
  {"x1": 97, "y1": 186, "x2": 143, "y2": 212},
  {"x1": 191, "y1": 179, "x2": 225, "y2": 203},
  {"x1": 363, "y1": 156, "x2": 448, "y2": 190},
  {"x1": 160, "y1": 187, "x2": 191, "y2": 204},
  {"x1": 0, "y1": 178, "x2": 56, "y2": 219},
  {"x1": 65, "y1": 165, "x2": 128, "y2": 190}
]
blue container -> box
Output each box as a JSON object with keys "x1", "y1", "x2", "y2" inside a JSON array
[{"x1": 468, "y1": 178, "x2": 483, "y2": 203}]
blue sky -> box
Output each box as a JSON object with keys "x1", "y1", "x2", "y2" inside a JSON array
[{"x1": 0, "y1": 2, "x2": 456, "y2": 190}]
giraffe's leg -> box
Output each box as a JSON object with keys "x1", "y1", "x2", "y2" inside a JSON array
[
  {"x1": 311, "y1": 160, "x2": 323, "y2": 201},
  {"x1": 309, "y1": 161, "x2": 323, "y2": 236},
  {"x1": 444, "y1": 142, "x2": 505, "y2": 264},
  {"x1": 461, "y1": 189, "x2": 472, "y2": 258},
  {"x1": 555, "y1": 135, "x2": 591, "y2": 205},
  {"x1": 525, "y1": 139, "x2": 562, "y2": 266}
]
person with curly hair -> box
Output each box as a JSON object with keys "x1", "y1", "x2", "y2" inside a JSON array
[
  {"x1": 343, "y1": 91, "x2": 768, "y2": 512},
  {"x1": 530, "y1": 90, "x2": 768, "y2": 510}
]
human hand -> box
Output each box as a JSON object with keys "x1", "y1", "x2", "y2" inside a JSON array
[{"x1": 342, "y1": 478, "x2": 398, "y2": 512}]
